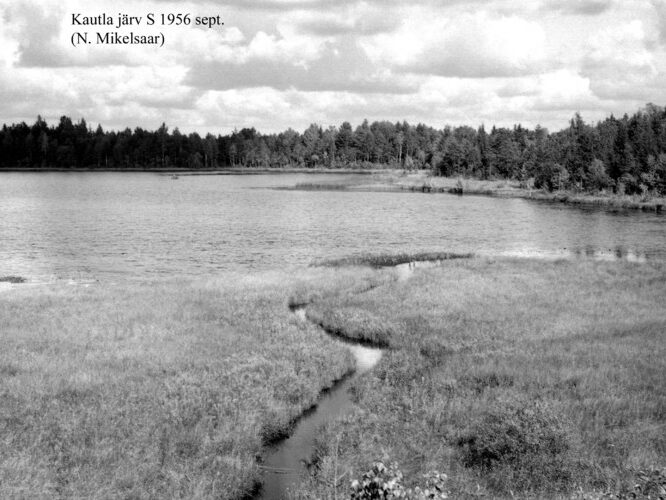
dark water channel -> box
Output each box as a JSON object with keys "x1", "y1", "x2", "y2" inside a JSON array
[{"x1": 258, "y1": 306, "x2": 382, "y2": 499}]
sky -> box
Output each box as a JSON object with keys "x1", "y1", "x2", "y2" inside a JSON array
[{"x1": 0, "y1": 0, "x2": 665, "y2": 135}]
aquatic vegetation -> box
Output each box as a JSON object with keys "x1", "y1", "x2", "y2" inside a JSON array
[
  {"x1": 285, "y1": 171, "x2": 666, "y2": 212},
  {"x1": 292, "y1": 182, "x2": 350, "y2": 190},
  {"x1": 313, "y1": 251, "x2": 473, "y2": 268},
  {"x1": 0, "y1": 275, "x2": 26, "y2": 283}
]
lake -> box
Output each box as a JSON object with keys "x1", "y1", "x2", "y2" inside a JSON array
[{"x1": 0, "y1": 172, "x2": 664, "y2": 282}]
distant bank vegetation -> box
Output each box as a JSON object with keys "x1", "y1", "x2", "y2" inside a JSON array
[{"x1": 1, "y1": 103, "x2": 665, "y2": 195}]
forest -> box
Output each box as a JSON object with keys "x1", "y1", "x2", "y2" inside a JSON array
[{"x1": 1, "y1": 103, "x2": 665, "y2": 194}]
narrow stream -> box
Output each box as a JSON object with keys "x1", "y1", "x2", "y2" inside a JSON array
[{"x1": 257, "y1": 306, "x2": 383, "y2": 499}]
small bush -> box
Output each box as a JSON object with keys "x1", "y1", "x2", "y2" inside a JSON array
[
  {"x1": 623, "y1": 468, "x2": 666, "y2": 499},
  {"x1": 350, "y1": 461, "x2": 448, "y2": 499},
  {"x1": 456, "y1": 400, "x2": 573, "y2": 492}
]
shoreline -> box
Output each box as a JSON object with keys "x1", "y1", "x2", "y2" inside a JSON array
[
  {"x1": 1, "y1": 166, "x2": 663, "y2": 211},
  {"x1": 399, "y1": 183, "x2": 666, "y2": 212},
  {"x1": 283, "y1": 170, "x2": 666, "y2": 213}
]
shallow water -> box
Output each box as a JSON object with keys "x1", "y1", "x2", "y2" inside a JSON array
[{"x1": 0, "y1": 172, "x2": 664, "y2": 282}]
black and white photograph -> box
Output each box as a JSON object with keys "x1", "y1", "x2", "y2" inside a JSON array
[{"x1": 0, "y1": 0, "x2": 665, "y2": 498}]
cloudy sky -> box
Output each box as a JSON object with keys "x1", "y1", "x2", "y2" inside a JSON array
[{"x1": 1, "y1": 0, "x2": 665, "y2": 134}]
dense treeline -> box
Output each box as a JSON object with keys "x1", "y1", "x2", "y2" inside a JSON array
[{"x1": 1, "y1": 104, "x2": 666, "y2": 194}]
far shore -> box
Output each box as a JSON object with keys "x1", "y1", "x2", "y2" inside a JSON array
[
  {"x1": 283, "y1": 170, "x2": 666, "y2": 212},
  {"x1": 2, "y1": 166, "x2": 664, "y2": 211}
]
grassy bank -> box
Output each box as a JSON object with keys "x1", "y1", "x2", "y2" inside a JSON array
[
  {"x1": 0, "y1": 271, "x2": 376, "y2": 498},
  {"x1": 285, "y1": 170, "x2": 666, "y2": 212},
  {"x1": 292, "y1": 258, "x2": 666, "y2": 498},
  {"x1": 2, "y1": 258, "x2": 664, "y2": 498}
]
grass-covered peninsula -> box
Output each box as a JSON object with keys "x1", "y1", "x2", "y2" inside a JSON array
[
  {"x1": 288, "y1": 171, "x2": 666, "y2": 212},
  {"x1": 1, "y1": 257, "x2": 665, "y2": 499}
]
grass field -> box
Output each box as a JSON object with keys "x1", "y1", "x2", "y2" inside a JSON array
[
  {"x1": 291, "y1": 258, "x2": 666, "y2": 498},
  {"x1": 1, "y1": 257, "x2": 664, "y2": 499},
  {"x1": 0, "y1": 271, "x2": 370, "y2": 498}
]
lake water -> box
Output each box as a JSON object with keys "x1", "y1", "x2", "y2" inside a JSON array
[{"x1": 0, "y1": 172, "x2": 664, "y2": 282}]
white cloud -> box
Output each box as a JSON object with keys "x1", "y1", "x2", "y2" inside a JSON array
[
  {"x1": 0, "y1": 0, "x2": 662, "y2": 134},
  {"x1": 0, "y1": 3, "x2": 20, "y2": 67},
  {"x1": 185, "y1": 35, "x2": 416, "y2": 94},
  {"x1": 581, "y1": 20, "x2": 660, "y2": 100},
  {"x1": 541, "y1": 0, "x2": 615, "y2": 16},
  {"x1": 291, "y1": 4, "x2": 403, "y2": 37},
  {"x1": 366, "y1": 10, "x2": 548, "y2": 78},
  {"x1": 534, "y1": 69, "x2": 596, "y2": 108},
  {"x1": 652, "y1": 0, "x2": 666, "y2": 44}
]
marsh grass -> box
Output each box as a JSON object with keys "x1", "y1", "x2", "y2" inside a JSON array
[
  {"x1": 286, "y1": 171, "x2": 666, "y2": 211},
  {"x1": 312, "y1": 251, "x2": 473, "y2": 269},
  {"x1": 298, "y1": 258, "x2": 666, "y2": 498},
  {"x1": 0, "y1": 272, "x2": 358, "y2": 498},
  {"x1": 287, "y1": 267, "x2": 397, "y2": 307},
  {"x1": 0, "y1": 275, "x2": 26, "y2": 283},
  {"x1": 305, "y1": 305, "x2": 396, "y2": 347},
  {"x1": 3, "y1": 259, "x2": 664, "y2": 499},
  {"x1": 293, "y1": 182, "x2": 350, "y2": 190},
  {"x1": 544, "y1": 191, "x2": 666, "y2": 212}
]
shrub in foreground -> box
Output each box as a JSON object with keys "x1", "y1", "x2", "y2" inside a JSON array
[
  {"x1": 350, "y1": 462, "x2": 448, "y2": 499},
  {"x1": 456, "y1": 399, "x2": 573, "y2": 492}
]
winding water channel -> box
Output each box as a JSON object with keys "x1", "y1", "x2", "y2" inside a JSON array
[{"x1": 258, "y1": 305, "x2": 383, "y2": 499}]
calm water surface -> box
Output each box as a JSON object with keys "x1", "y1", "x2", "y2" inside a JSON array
[{"x1": 0, "y1": 172, "x2": 664, "y2": 281}]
